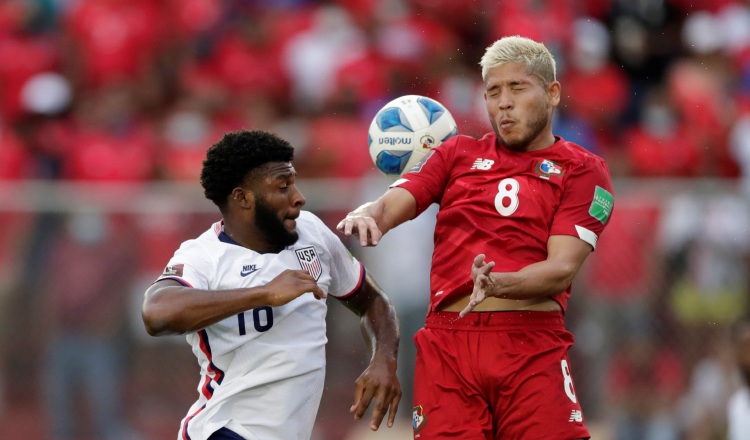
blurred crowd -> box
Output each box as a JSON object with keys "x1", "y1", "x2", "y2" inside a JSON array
[
  {"x1": 2, "y1": 0, "x2": 750, "y2": 183},
  {"x1": 3, "y1": 0, "x2": 750, "y2": 439}
]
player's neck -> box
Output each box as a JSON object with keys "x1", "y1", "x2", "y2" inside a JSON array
[
  {"x1": 223, "y1": 222, "x2": 281, "y2": 254},
  {"x1": 525, "y1": 132, "x2": 556, "y2": 152}
]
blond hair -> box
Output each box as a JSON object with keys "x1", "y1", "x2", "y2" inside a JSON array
[{"x1": 480, "y1": 36, "x2": 556, "y2": 85}]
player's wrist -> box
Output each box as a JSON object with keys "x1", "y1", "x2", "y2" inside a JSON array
[
  {"x1": 371, "y1": 351, "x2": 398, "y2": 372},
  {"x1": 248, "y1": 285, "x2": 273, "y2": 307}
]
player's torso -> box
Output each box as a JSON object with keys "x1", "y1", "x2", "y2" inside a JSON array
[
  {"x1": 188, "y1": 222, "x2": 334, "y2": 381},
  {"x1": 430, "y1": 136, "x2": 578, "y2": 299}
]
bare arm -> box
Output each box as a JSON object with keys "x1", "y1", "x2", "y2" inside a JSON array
[
  {"x1": 337, "y1": 271, "x2": 401, "y2": 431},
  {"x1": 142, "y1": 270, "x2": 326, "y2": 336},
  {"x1": 460, "y1": 235, "x2": 592, "y2": 316},
  {"x1": 337, "y1": 187, "x2": 417, "y2": 246}
]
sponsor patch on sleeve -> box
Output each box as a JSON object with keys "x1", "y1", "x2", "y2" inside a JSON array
[
  {"x1": 589, "y1": 186, "x2": 613, "y2": 224},
  {"x1": 162, "y1": 264, "x2": 184, "y2": 277}
]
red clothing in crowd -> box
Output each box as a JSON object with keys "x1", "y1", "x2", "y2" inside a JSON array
[{"x1": 63, "y1": 0, "x2": 162, "y2": 87}]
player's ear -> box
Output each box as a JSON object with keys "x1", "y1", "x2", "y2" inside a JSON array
[
  {"x1": 231, "y1": 187, "x2": 255, "y2": 209},
  {"x1": 547, "y1": 81, "x2": 561, "y2": 107}
]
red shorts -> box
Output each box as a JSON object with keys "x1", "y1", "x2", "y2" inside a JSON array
[{"x1": 412, "y1": 311, "x2": 590, "y2": 440}]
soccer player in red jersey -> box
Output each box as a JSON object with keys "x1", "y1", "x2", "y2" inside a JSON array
[{"x1": 338, "y1": 35, "x2": 614, "y2": 439}]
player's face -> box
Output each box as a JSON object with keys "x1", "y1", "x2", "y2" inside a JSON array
[
  {"x1": 253, "y1": 162, "x2": 306, "y2": 248},
  {"x1": 738, "y1": 326, "x2": 750, "y2": 385},
  {"x1": 484, "y1": 62, "x2": 560, "y2": 152}
]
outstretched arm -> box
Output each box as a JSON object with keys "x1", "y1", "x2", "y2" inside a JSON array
[
  {"x1": 337, "y1": 187, "x2": 418, "y2": 246},
  {"x1": 142, "y1": 270, "x2": 326, "y2": 336},
  {"x1": 460, "y1": 235, "x2": 592, "y2": 317},
  {"x1": 337, "y1": 270, "x2": 401, "y2": 431}
]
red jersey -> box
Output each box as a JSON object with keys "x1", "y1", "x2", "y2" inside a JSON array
[{"x1": 394, "y1": 133, "x2": 614, "y2": 312}]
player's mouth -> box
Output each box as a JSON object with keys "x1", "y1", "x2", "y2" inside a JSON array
[
  {"x1": 283, "y1": 215, "x2": 299, "y2": 230},
  {"x1": 499, "y1": 118, "x2": 515, "y2": 130}
]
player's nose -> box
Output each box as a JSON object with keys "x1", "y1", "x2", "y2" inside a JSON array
[{"x1": 291, "y1": 184, "x2": 306, "y2": 208}]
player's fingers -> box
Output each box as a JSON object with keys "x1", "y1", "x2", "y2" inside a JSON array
[
  {"x1": 368, "y1": 391, "x2": 391, "y2": 431},
  {"x1": 336, "y1": 220, "x2": 345, "y2": 233},
  {"x1": 483, "y1": 261, "x2": 496, "y2": 272},
  {"x1": 386, "y1": 390, "x2": 401, "y2": 428},
  {"x1": 359, "y1": 218, "x2": 377, "y2": 246},
  {"x1": 350, "y1": 380, "x2": 364, "y2": 415},
  {"x1": 367, "y1": 225, "x2": 382, "y2": 246},
  {"x1": 311, "y1": 285, "x2": 327, "y2": 299},
  {"x1": 460, "y1": 283, "x2": 486, "y2": 317},
  {"x1": 458, "y1": 303, "x2": 474, "y2": 318},
  {"x1": 341, "y1": 218, "x2": 356, "y2": 237},
  {"x1": 353, "y1": 384, "x2": 376, "y2": 421},
  {"x1": 473, "y1": 253, "x2": 486, "y2": 267}
]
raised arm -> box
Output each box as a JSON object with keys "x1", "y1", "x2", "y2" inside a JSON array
[
  {"x1": 337, "y1": 187, "x2": 418, "y2": 246},
  {"x1": 142, "y1": 270, "x2": 326, "y2": 336},
  {"x1": 337, "y1": 270, "x2": 401, "y2": 431},
  {"x1": 460, "y1": 235, "x2": 593, "y2": 317}
]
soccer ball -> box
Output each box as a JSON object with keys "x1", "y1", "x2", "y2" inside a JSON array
[{"x1": 368, "y1": 95, "x2": 458, "y2": 180}]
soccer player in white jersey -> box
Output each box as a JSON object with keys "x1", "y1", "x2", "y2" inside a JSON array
[{"x1": 141, "y1": 129, "x2": 401, "y2": 440}]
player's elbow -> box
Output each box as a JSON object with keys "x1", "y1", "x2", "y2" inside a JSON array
[
  {"x1": 550, "y1": 263, "x2": 580, "y2": 292},
  {"x1": 141, "y1": 307, "x2": 169, "y2": 336},
  {"x1": 141, "y1": 302, "x2": 182, "y2": 336}
]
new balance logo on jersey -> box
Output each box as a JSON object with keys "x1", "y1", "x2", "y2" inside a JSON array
[
  {"x1": 568, "y1": 410, "x2": 583, "y2": 423},
  {"x1": 471, "y1": 158, "x2": 495, "y2": 170},
  {"x1": 240, "y1": 264, "x2": 259, "y2": 277}
]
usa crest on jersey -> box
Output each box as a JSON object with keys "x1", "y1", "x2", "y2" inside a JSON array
[{"x1": 295, "y1": 246, "x2": 322, "y2": 280}]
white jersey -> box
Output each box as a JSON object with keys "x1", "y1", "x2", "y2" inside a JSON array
[
  {"x1": 728, "y1": 386, "x2": 750, "y2": 440},
  {"x1": 156, "y1": 211, "x2": 364, "y2": 440}
]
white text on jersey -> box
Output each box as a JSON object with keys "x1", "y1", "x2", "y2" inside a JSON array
[{"x1": 471, "y1": 158, "x2": 495, "y2": 170}]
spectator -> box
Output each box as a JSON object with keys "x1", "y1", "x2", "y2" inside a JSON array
[
  {"x1": 605, "y1": 317, "x2": 684, "y2": 440},
  {"x1": 37, "y1": 212, "x2": 140, "y2": 440}
]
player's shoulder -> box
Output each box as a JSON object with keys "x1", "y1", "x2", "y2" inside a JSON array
[
  {"x1": 296, "y1": 211, "x2": 332, "y2": 239},
  {"x1": 177, "y1": 222, "x2": 221, "y2": 253},
  {"x1": 556, "y1": 137, "x2": 607, "y2": 165},
  {"x1": 547, "y1": 138, "x2": 610, "y2": 178},
  {"x1": 440, "y1": 133, "x2": 486, "y2": 148},
  {"x1": 435, "y1": 132, "x2": 491, "y2": 156},
  {"x1": 297, "y1": 210, "x2": 325, "y2": 229}
]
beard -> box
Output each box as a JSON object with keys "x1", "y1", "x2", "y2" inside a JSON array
[
  {"x1": 254, "y1": 196, "x2": 299, "y2": 249},
  {"x1": 496, "y1": 101, "x2": 551, "y2": 151}
]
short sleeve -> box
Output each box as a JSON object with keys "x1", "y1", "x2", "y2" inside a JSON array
[
  {"x1": 550, "y1": 156, "x2": 614, "y2": 249},
  {"x1": 389, "y1": 137, "x2": 457, "y2": 215},
  {"x1": 316, "y1": 219, "x2": 364, "y2": 298},
  {"x1": 155, "y1": 240, "x2": 212, "y2": 289}
]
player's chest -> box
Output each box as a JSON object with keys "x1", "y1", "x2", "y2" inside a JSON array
[
  {"x1": 215, "y1": 243, "x2": 331, "y2": 290},
  {"x1": 443, "y1": 154, "x2": 567, "y2": 218}
]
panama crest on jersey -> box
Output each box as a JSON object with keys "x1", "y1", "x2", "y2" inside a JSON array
[
  {"x1": 295, "y1": 246, "x2": 322, "y2": 280},
  {"x1": 534, "y1": 159, "x2": 564, "y2": 179},
  {"x1": 413, "y1": 405, "x2": 427, "y2": 432}
]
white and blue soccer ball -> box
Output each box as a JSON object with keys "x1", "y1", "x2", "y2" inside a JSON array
[{"x1": 368, "y1": 95, "x2": 459, "y2": 180}]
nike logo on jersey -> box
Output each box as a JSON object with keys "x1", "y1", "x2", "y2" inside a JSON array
[
  {"x1": 240, "y1": 264, "x2": 259, "y2": 277},
  {"x1": 471, "y1": 158, "x2": 494, "y2": 170}
]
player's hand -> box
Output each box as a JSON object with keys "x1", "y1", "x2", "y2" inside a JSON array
[
  {"x1": 459, "y1": 254, "x2": 496, "y2": 318},
  {"x1": 264, "y1": 270, "x2": 326, "y2": 306},
  {"x1": 337, "y1": 205, "x2": 383, "y2": 246},
  {"x1": 350, "y1": 356, "x2": 401, "y2": 431}
]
